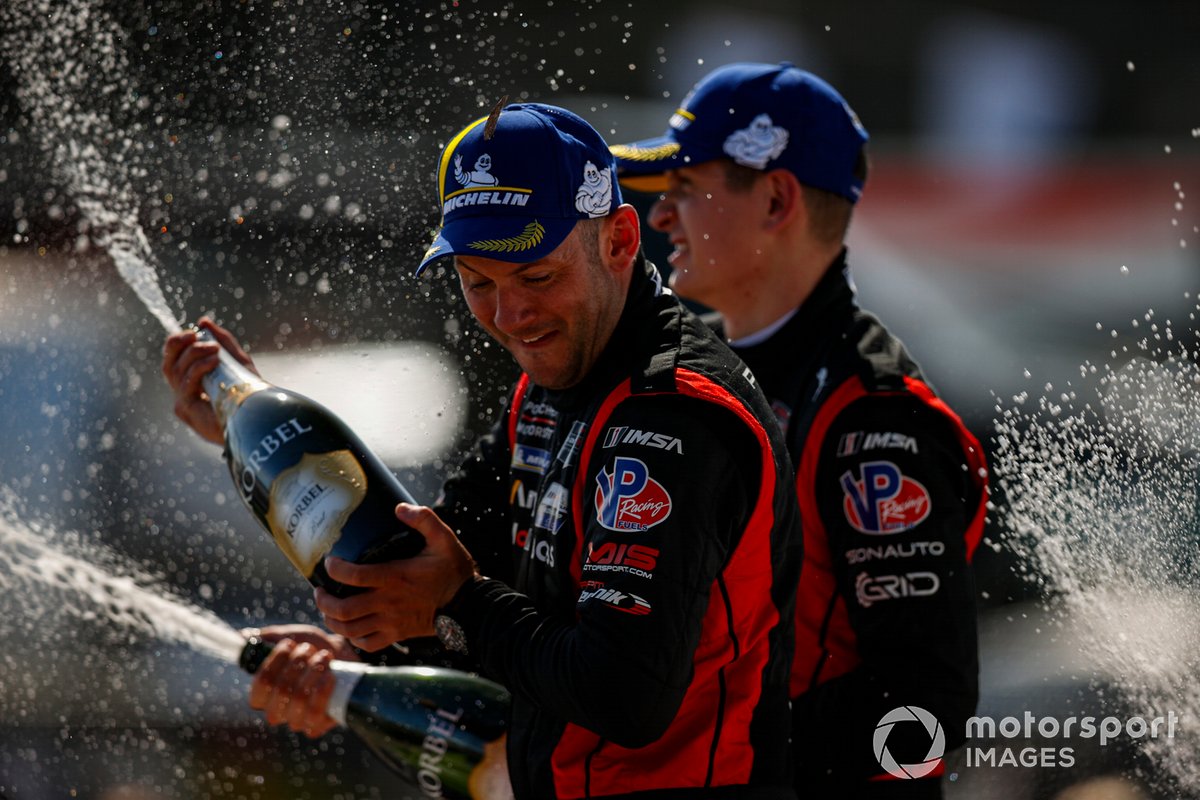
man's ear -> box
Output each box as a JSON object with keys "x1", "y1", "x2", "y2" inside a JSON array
[
  {"x1": 602, "y1": 204, "x2": 641, "y2": 271},
  {"x1": 763, "y1": 169, "x2": 803, "y2": 231}
]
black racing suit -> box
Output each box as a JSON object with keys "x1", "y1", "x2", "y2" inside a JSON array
[
  {"x1": 723, "y1": 251, "x2": 987, "y2": 798},
  {"x1": 435, "y1": 256, "x2": 803, "y2": 799}
]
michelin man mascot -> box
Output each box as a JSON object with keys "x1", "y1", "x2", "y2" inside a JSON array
[{"x1": 574, "y1": 160, "x2": 613, "y2": 217}]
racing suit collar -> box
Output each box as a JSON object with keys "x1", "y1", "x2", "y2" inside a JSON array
[{"x1": 730, "y1": 248, "x2": 856, "y2": 371}]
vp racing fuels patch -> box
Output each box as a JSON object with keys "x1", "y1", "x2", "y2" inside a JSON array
[
  {"x1": 594, "y1": 456, "x2": 673, "y2": 532},
  {"x1": 839, "y1": 460, "x2": 931, "y2": 535}
]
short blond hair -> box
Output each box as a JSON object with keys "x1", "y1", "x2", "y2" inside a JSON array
[{"x1": 722, "y1": 152, "x2": 868, "y2": 245}]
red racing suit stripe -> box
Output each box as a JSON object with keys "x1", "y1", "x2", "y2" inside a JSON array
[
  {"x1": 902, "y1": 375, "x2": 987, "y2": 562},
  {"x1": 792, "y1": 375, "x2": 867, "y2": 693},
  {"x1": 506, "y1": 372, "x2": 532, "y2": 452}
]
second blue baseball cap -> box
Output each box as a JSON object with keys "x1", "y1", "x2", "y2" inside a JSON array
[
  {"x1": 416, "y1": 103, "x2": 623, "y2": 275},
  {"x1": 611, "y1": 62, "x2": 869, "y2": 202}
]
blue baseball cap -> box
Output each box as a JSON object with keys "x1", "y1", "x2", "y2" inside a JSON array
[
  {"x1": 416, "y1": 103, "x2": 623, "y2": 275},
  {"x1": 611, "y1": 62, "x2": 869, "y2": 202}
]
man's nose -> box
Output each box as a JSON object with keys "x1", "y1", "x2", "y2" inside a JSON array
[
  {"x1": 648, "y1": 194, "x2": 675, "y2": 232},
  {"x1": 493, "y1": 286, "x2": 535, "y2": 333}
]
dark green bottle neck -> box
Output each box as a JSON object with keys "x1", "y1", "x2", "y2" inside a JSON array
[{"x1": 237, "y1": 636, "x2": 273, "y2": 674}]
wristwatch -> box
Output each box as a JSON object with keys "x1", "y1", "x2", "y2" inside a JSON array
[{"x1": 434, "y1": 614, "x2": 468, "y2": 654}]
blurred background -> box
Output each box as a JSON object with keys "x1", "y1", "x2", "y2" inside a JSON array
[{"x1": 0, "y1": 1, "x2": 1197, "y2": 798}]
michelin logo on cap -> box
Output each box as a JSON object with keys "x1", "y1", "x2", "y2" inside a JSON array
[
  {"x1": 442, "y1": 149, "x2": 533, "y2": 217},
  {"x1": 575, "y1": 161, "x2": 613, "y2": 218},
  {"x1": 454, "y1": 152, "x2": 500, "y2": 188},
  {"x1": 723, "y1": 113, "x2": 789, "y2": 169},
  {"x1": 443, "y1": 187, "x2": 532, "y2": 216}
]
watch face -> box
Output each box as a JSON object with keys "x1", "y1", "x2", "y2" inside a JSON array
[{"x1": 436, "y1": 614, "x2": 468, "y2": 654}]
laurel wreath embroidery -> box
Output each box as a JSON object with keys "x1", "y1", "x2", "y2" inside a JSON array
[
  {"x1": 468, "y1": 220, "x2": 545, "y2": 252},
  {"x1": 608, "y1": 142, "x2": 681, "y2": 162}
]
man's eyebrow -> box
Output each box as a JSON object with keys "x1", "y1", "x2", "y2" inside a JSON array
[{"x1": 455, "y1": 258, "x2": 550, "y2": 275}]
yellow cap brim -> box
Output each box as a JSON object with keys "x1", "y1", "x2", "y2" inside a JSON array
[{"x1": 617, "y1": 173, "x2": 669, "y2": 193}]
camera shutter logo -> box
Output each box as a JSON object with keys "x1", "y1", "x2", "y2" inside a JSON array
[{"x1": 873, "y1": 705, "x2": 945, "y2": 779}]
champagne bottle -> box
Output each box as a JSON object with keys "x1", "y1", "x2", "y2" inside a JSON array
[
  {"x1": 239, "y1": 636, "x2": 513, "y2": 800},
  {"x1": 197, "y1": 328, "x2": 425, "y2": 596}
]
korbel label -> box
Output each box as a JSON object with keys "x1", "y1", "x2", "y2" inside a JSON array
[{"x1": 268, "y1": 450, "x2": 367, "y2": 576}]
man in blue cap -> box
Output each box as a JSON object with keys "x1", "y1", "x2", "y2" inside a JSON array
[
  {"x1": 612, "y1": 63, "x2": 989, "y2": 797},
  {"x1": 163, "y1": 101, "x2": 802, "y2": 799}
]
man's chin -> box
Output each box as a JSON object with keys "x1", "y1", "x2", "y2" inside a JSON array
[
  {"x1": 667, "y1": 270, "x2": 708, "y2": 306},
  {"x1": 514, "y1": 359, "x2": 570, "y2": 391}
]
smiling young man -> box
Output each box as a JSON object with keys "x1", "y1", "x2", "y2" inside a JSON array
[
  {"x1": 163, "y1": 102, "x2": 802, "y2": 799},
  {"x1": 612, "y1": 64, "x2": 989, "y2": 797}
]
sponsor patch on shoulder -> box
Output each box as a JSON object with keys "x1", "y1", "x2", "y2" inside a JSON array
[
  {"x1": 512, "y1": 444, "x2": 552, "y2": 474},
  {"x1": 533, "y1": 481, "x2": 569, "y2": 534},
  {"x1": 594, "y1": 456, "x2": 673, "y2": 532},
  {"x1": 839, "y1": 460, "x2": 931, "y2": 535},
  {"x1": 837, "y1": 431, "x2": 920, "y2": 457},
  {"x1": 601, "y1": 426, "x2": 684, "y2": 454}
]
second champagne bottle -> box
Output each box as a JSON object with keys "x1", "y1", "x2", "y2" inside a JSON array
[{"x1": 238, "y1": 636, "x2": 513, "y2": 799}]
